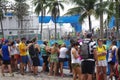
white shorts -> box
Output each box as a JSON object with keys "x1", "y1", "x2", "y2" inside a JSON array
[{"x1": 97, "y1": 60, "x2": 107, "y2": 67}]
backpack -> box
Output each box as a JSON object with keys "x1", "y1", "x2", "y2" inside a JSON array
[
  {"x1": 80, "y1": 41, "x2": 91, "y2": 59},
  {"x1": 29, "y1": 44, "x2": 37, "y2": 58}
]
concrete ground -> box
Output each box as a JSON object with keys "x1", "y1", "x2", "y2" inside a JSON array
[{"x1": 0, "y1": 67, "x2": 73, "y2": 80}]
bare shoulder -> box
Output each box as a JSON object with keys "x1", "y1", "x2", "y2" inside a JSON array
[{"x1": 71, "y1": 48, "x2": 76, "y2": 53}]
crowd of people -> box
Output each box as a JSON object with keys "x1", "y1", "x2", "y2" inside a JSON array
[{"x1": 0, "y1": 33, "x2": 120, "y2": 80}]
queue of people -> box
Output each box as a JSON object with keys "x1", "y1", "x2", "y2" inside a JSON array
[{"x1": 0, "y1": 33, "x2": 120, "y2": 80}]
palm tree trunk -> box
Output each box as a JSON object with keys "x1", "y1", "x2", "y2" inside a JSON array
[
  {"x1": 55, "y1": 18, "x2": 57, "y2": 40},
  {"x1": 18, "y1": 19, "x2": 20, "y2": 38},
  {"x1": 88, "y1": 15, "x2": 92, "y2": 32},
  {"x1": 0, "y1": 16, "x2": 4, "y2": 38},
  {"x1": 20, "y1": 19, "x2": 23, "y2": 37},
  {"x1": 40, "y1": 10, "x2": 43, "y2": 40},
  {"x1": 100, "y1": 0, "x2": 104, "y2": 39},
  {"x1": 115, "y1": 0, "x2": 119, "y2": 39}
]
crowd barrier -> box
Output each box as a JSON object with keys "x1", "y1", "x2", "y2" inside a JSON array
[{"x1": 37, "y1": 40, "x2": 120, "y2": 74}]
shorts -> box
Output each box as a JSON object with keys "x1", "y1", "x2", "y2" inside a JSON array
[
  {"x1": 0, "y1": 55, "x2": 2, "y2": 60},
  {"x1": 108, "y1": 61, "x2": 115, "y2": 65},
  {"x1": 31, "y1": 57, "x2": 40, "y2": 66},
  {"x1": 21, "y1": 55, "x2": 28, "y2": 64},
  {"x1": 3, "y1": 60, "x2": 11, "y2": 65},
  {"x1": 81, "y1": 60, "x2": 95, "y2": 74},
  {"x1": 59, "y1": 58, "x2": 67, "y2": 62},
  {"x1": 42, "y1": 56, "x2": 48, "y2": 63},
  {"x1": 71, "y1": 63, "x2": 80, "y2": 69},
  {"x1": 97, "y1": 60, "x2": 107, "y2": 66},
  {"x1": 11, "y1": 55, "x2": 15, "y2": 60},
  {"x1": 50, "y1": 53, "x2": 58, "y2": 63},
  {"x1": 14, "y1": 54, "x2": 20, "y2": 60}
]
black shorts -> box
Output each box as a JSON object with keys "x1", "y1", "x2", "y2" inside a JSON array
[
  {"x1": 0, "y1": 55, "x2": 2, "y2": 60},
  {"x1": 31, "y1": 57, "x2": 40, "y2": 66},
  {"x1": 108, "y1": 61, "x2": 115, "y2": 65},
  {"x1": 81, "y1": 60, "x2": 95, "y2": 74},
  {"x1": 42, "y1": 56, "x2": 48, "y2": 63},
  {"x1": 3, "y1": 60, "x2": 11, "y2": 65},
  {"x1": 59, "y1": 58, "x2": 67, "y2": 62}
]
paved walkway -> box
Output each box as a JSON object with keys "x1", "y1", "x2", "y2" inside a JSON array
[{"x1": 0, "y1": 67, "x2": 73, "y2": 80}]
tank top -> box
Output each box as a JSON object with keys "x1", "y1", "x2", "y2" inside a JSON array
[
  {"x1": 41, "y1": 44, "x2": 47, "y2": 56},
  {"x1": 71, "y1": 48, "x2": 80, "y2": 64},
  {"x1": 29, "y1": 44, "x2": 39, "y2": 58},
  {"x1": 97, "y1": 45, "x2": 106, "y2": 61},
  {"x1": 2, "y1": 45, "x2": 10, "y2": 60}
]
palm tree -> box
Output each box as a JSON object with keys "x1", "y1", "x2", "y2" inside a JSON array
[
  {"x1": 14, "y1": 0, "x2": 29, "y2": 37},
  {"x1": 95, "y1": 0, "x2": 112, "y2": 38},
  {"x1": 0, "y1": 5, "x2": 4, "y2": 38},
  {"x1": 114, "y1": 0, "x2": 120, "y2": 39},
  {"x1": 46, "y1": 0, "x2": 64, "y2": 39},
  {"x1": 66, "y1": 0, "x2": 97, "y2": 32},
  {"x1": 0, "y1": 0, "x2": 8, "y2": 38},
  {"x1": 33, "y1": 0, "x2": 46, "y2": 40},
  {"x1": 107, "y1": 0, "x2": 120, "y2": 39}
]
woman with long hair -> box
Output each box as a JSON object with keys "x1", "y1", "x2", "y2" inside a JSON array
[
  {"x1": 71, "y1": 42, "x2": 81, "y2": 80},
  {"x1": 96, "y1": 39, "x2": 107, "y2": 80},
  {"x1": 48, "y1": 42, "x2": 59, "y2": 76},
  {"x1": 108, "y1": 40, "x2": 118, "y2": 80},
  {"x1": 59, "y1": 43, "x2": 68, "y2": 77}
]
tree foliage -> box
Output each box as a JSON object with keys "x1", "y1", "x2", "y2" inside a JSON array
[{"x1": 14, "y1": 0, "x2": 29, "y2": 19}]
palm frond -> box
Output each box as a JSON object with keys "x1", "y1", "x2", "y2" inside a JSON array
[
  {"x1": 65, "y1": 6, "x2": 84, "y2": 15},
  {"x1": 59, "y1": 3, "x2": 64, "y2": 10},
  {"x1": 79, "y1": 12, "x2": 88, "y2": 24},
  {"x1": 34, "y1": 3, "x2": 42, "y2": 16}
]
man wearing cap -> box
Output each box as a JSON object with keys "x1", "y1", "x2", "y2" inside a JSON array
[
  {"x1": 18, "y1": 38, "x2": 28, "y2": 75},
  {"x1": 81, "y1": 33, "x2": 97, "y2": 80},
  {"x1": 1, "y1": 40, "x2": 14, "y2": 76}
]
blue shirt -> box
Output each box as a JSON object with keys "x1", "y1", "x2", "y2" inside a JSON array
[{"x1": 2, "y1": 45, "x2": 10, "y2": 60}]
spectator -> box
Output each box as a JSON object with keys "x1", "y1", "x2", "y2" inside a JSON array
[
  {"x1": 1, "y1": 40, "x2": 14, "y2": 76},
  {"x1": 96, "y1": 39, "x2": 107, "y2": 80},
  {"x1": 81, "y1": 32, "x2": 97, "y2": 80},
  {"x1": 108, "y1": 40, "x2": 118, "y2": 80},
  {"x1": 71, "y1": 42, "x2": 81, "y2": 80},
  {"x1": 41, "y1": 40, "x2": 49, "y2": 72},
  {"x1": 48, "y1": 42, "x2": 59, "y2": 76},
  {"x1": 59, "y1": 43, "x2": 68, "y2": 77},
  {"x1": 18, "y1": 38, "x2": 28, "y2": 75},
  {"x1": 28, "y1": 38, "x2": 40, "y2": 75}
]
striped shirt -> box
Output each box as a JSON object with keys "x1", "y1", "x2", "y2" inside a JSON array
[{"x1": 83, "y1": 38, "x2": 96, "y2": 59}]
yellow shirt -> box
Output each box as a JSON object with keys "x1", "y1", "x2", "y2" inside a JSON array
[
  {"x1": 19, "y1": 42, "x2": 27, "y2": 56},
  {"x1": 97, "y1": 45, "x2": 106, "y2": 61}
]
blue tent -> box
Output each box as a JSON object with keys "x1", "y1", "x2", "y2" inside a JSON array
[
  {"x1": 39, "y1": 16, "x2": 51, "y2": 23},
  {"x1": 108, "y1": 16, "x2": 115, "y2": 29},
  {"x1": 39, "y1": 15, "x2": 82, "y2": 32},
  {"x1": 71, "y1": 23, "x2": 82, "y2": 32},
  {"x1": 52, "y1": 15, "x2": 80, "y2": 23}
]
